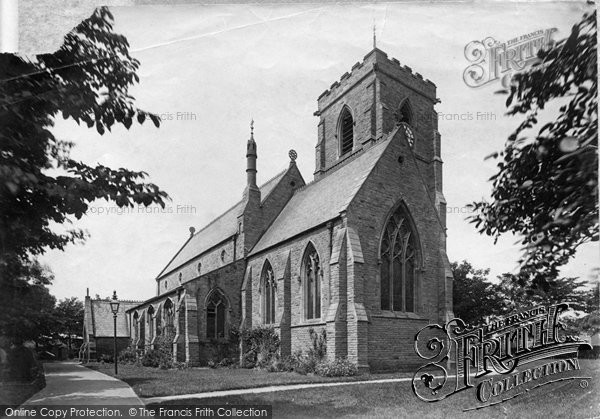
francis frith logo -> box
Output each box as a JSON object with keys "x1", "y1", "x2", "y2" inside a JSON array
[
  {"x1": 463, "y1": 28, "x2": 557, "y2": 88},
  {"x1": 412, "y1": 303, "x2": 592, "y2": 411}
]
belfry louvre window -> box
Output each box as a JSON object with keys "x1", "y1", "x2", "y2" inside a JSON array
[
  {"x1": 303, "y1": 243, "x2": 321, "y2": 320},
  {"x1": 261, "y1": 261, "x2": 276, "y2": 324},
  {"x1": 206, "y1": 291, "x2": 226, "y2": 339},
  {"x1": 380, "y1": 206, "x2": 418, "y2": 312},
  {"x1": 339, "y1": 107, "x2": 354, "y2": 155},
  {"x1": 399, "y1": 101, "x2": 413, "y2": 125}
]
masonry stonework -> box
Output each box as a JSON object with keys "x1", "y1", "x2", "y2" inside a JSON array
[{"x1": 124, "y1": 46, "x2": 453, "y2": 371}]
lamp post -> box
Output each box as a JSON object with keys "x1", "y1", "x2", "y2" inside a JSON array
[{"x1": 109, "y1": 291, "x2": 120, "y2": 375}]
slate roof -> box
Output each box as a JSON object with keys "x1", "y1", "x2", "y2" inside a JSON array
[
  {"x1": 84, "y1": 299, "x2": 139, "y2": 338},
  {"x1": 250, "y1": 136, "x2": 392, "y2": 255},
  {"x1": 157, "y1": 169, "x2": 288, "y2": 278}
]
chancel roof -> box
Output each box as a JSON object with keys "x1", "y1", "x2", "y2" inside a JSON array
[{"x1": 84, "y1": 299, "x2": 139, "y2": 338}]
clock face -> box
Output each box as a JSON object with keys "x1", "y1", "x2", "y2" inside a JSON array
[{"x1": 402, "y1": 123, "x2": 415, "y2": 147}]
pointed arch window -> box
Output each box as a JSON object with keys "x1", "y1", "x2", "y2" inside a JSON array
[
  {"x1": 339, "y1": 107, "x2": 354, "y2": 155},
  {"x1": 147, "y1": 305, "x2": 155, "y2": 341},
  {"x1": 398, "y1": 101, "x2": 413, "y2": 125},
  {"x1": 206, "y1": 290, "x2": 227, "y2": 339},
  {"x1": 164, "y1": 298, "x2": 174, "y2": 336},
  {"x1": 156, "y1": 306, "x2": 162, "y2": 337},
  {"x1": 397, "y1": 101, "x2": 415, "y2": 147},
  {"x1": 138, "y1": 312, "x2": 146, "y2": 349},
  {"x1": 133, "y1": 312, "x2": 139, "y2": 344},
  {"x1": 380, "y1": 205, "x2": 419, "y2": 312},
  {"x1": 303, "y1": 243, "x2": 322, "y2": 320},
  {"x1": 261, "y1": 261, "x2": 276, "y2": 324}
]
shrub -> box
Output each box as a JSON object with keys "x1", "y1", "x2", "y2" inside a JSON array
[
  {"x1": 308, "y1": 328, "x2": 327, "y2": 360},
  {"x1": 291, "y1": 350, "x2": 318, "y2": 375},
  {"x1": 99, "y1": 353, "x2": 113, "y2": 363},
  {"x1": 265, "y1": 355, "x2": 295, "y2": 373},
  {"x1": 240, "y1": 351, "x2": 256, "y2": 369},
  {"x1": 241, "y1": 326, "x2": 280, "y2": 368},
  {"x1": 289, "y1": 328, "x2": 327, "y2": 375},
  {"x1": 173, "y1": 361, "x2": 189, "y2": 370},
  {"x1": 140, "y1": 329, "x2": 175, "y2": 369},
  {"x1": 204, "y1": 326, "x2": 241, "y2": 367},
  {"x1": 218, "y1": 357, "x2": 236, "y2": 368},
  {"x1": 315, "y1": 358, "x2": 359, "y2": 377},
  {"x1": 117, "y1": 343, "x2": 140, "y2": 364},
  {"x1": 140, "y1": 348, "x2": 162, "y2": 367}
]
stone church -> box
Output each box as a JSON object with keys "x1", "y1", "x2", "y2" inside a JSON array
[{"x1": 125, "y1": 46, "x2": 454, "y2": 371}]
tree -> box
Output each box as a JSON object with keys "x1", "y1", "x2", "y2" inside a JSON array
[
  {"x1": 451, "y1": 260, "x2": 502, "y2": 326},
  {"x1": 0, "y1": 260, "x2": 57, "y2": 341},
  {"x1": 54, "y1": 297, "x2": 84, "y2": 355},
  {"x1": 451, "y1": 259, "x2": 595, "y2": 330},
  {"x1": 0, "y1": 7, "x2": 168, "y2": 340},
  {"x1": 491, "y1": 273, "x2": 590, "y2": 316},
  {"x1": 469, "y1": 11, "x2": 598, "y2": 291}
]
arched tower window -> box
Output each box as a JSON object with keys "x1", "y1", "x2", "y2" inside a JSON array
[
  {"x1": 206, "y1": 290, "x2": 227, "y2": 339},
  {"x1": 261, "y1": 261, "x2": 276, "y2": 324},
  {"x1": 303, "y1": 243, "x2": 322, "y2": 320},
  {"x1": 339, "y1": 107, "x2": 354, "y2": 156},
  {"x1": 380, "y1": 204, "x2": 420, "y2": 312},
  {"x1": 396, "y1": 101, "x2": 415, "y2": 147},
  {"x1": 398, "y1": 100, "x2": 413, "y2": 126}
]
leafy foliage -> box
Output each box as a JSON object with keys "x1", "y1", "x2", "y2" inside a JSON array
[
  {"x1": 205, "y1": 326, "x2": 240, "y2": 367},
  {"x1": 492, "y1": 273, "x2": 591, "y2": 315},
  {"x1": 314, "y1": 358, "x2": 358, "y2": 377},
  {"x1": 469, "y1": 11, "x2": 598, "y2": 290},
  {"x1": 307, "y1": 328, "x2": 327, "y2": 360},
  {"x1": 0, "y1": 260, "x2": 56, "y2": 341},
  {"x1": 452, "y1": 260, "x2": 596, "y2": 329},
  {"x1": 0, "y1": 7, "x2": 168, "y2": 341},
  {"x1": 240, "y1": 326, "x2": 280, "y2": 369},
  {"x1": 140, "y1": 329, "x2": 175, "y2": 369},
  {"x1": 451, "y1": 261, "x2": 503, "y2": 326},
  {"x1": 54, "y1": 297, "x2": 83, "y2": 354},
  {"x1": 118, "y1": 342, "x2": 141, "y2": 364},
  {"x1": 0, "y1": 6, "x2": 168, "y2": 302}
]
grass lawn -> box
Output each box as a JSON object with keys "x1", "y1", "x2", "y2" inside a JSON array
[
  {"x1": 85, "y1": 362, "x2": 408, "y2": 398},
  {"x1": 148, "y1": 360, "x2": 600, "y2": 419}
]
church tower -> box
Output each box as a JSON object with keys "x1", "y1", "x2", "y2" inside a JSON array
[
  {"x1": 310, "y1": 45, "x2": 454, "y2": 370},
  {"x1": 313, "y1": 47, "x2": 440, "y2": 186}
]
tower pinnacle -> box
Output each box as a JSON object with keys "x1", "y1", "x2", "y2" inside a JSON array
[{"x1": 246, "y1": 119, "x2": 257, "y2": 189}]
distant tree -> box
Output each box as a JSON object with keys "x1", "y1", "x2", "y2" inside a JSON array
[
  {"x1": 451, "y1": 260, "x2": 502, "y2": 326},
  {"x1": 0, "y1": 260, "x2": 56, "y2": 341},
  {"x1": 491, "y1": 274, "x2": 591, "y2": 316},
  {"x1": 0, "y1": 7, "x2": 169, "y2": 341},
  {"x1": 579, "y1": 282, "x2": 599, "y2": 338},
  {"x1": 469, "y1": 11, "x2": 598, "y2": 291},
  {"x1": 451, "y1": 258, "x2": 594, "y2": 328},
  {"x1": 54, "y1": 297, "x2": 84, "y2": 355},
  {"x1": 583, "y1": 281, "x2": 600, "y2": 313}
]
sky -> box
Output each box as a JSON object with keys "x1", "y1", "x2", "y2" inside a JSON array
[{"x1": 37, "y1": 2, "x2": 598, "y2": 302}]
